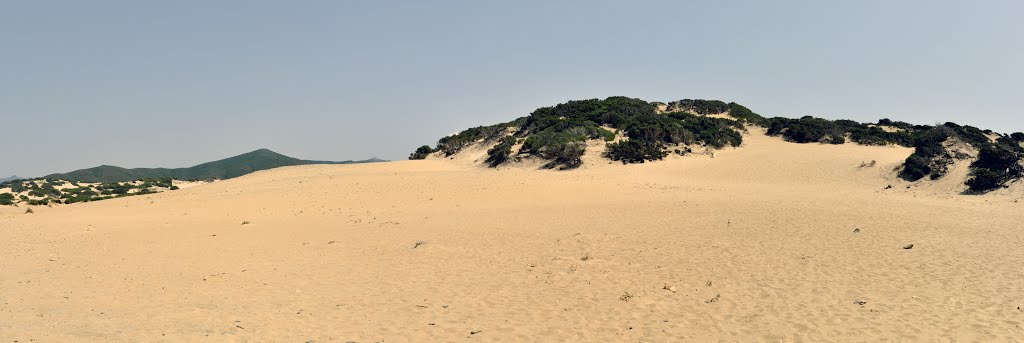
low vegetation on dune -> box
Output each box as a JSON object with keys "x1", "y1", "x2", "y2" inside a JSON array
[
  {"x1": 0, "y1": 149, "x2": 384, "y2": 207},
  {"x1": 0, "y1": 177, "x2": 183, "y2": 206},
  {"x1": 412, "y1": 96, "x2": 1024, "y2": 194}
]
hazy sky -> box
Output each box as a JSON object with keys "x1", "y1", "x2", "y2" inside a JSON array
[{"x1": 3, "y1": 1, "x2": 1022, "y2": 177}]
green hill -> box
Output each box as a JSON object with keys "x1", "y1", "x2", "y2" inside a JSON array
[{"x1": 43, "y1": 149, "x2": 383, "y2": 183}]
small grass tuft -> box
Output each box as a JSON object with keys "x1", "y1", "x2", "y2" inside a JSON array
[{"x1": 619, "y1": 291, "x2": 633, "y2": 302}]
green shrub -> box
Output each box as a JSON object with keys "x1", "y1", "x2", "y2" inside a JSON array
[
  {"x1": 408, "y1": 145, "x2": 433, "y2": 160},
  {"x1": 768, "y1": 116, "x2": 917, "y2": 147},
  {"x1": 624, "y1": 115, "x2": 696, "y2": 145},
  {"x1": 942, "y1": 122, "x2": 989, "y2": 146},
  {"x1": 434, "y1": 123, "x2": 512, "y2": 156},
  {"x1": 436, "y1": 127, "x2": 484, "y2": 156},
  {"x1": 26, "y1": 198, "x2": 49, "y2": 206},
  {"x1": 899, "y1": 126, "x2": 954, "y2": 181},
  {"x1": 877, "y1": 118, "x2": 916, "y2": 130},
  {"x1": 539, "y1": 140, "x2": 585, "y2": 170},
  {"x1": 997, "y1": 136, "x2": 1024, "y2": 153},
  {"x1": 99, "y1": 183, "x2": 131, "y2": 195},
  {"x1": 668, "y1": 113, "x2": 744, "y2": 148},
  {"x1": 137, "y1": 178, "x2": 173, "y2": 188},
  {"x1": 0, "y1": 193, "x2": 13, "y2": 206},
  {"x1": 485, "y1": 136, "x2": 516, "y2": 167},
  {"x1": 522, "y1": 130, "x2": 587, "y2": 169},
  {"x1": 965, "y1": 169, "x2": 1007, "y2": 192},
  {"x1": 849, "y1": 126, "x2": 913, "y2": 146},
  {"x1": 61, "y1": 186, "x2": 101, "y2": 204},
  {"x1": 668, "y1": 99, "x2": 729, "y2": 114},
  {"x1": 727, "y1": 102, "x2": 766, "y2": 125},
  {"x1": 964, "y1": 143, "x2": 1023, "y2": 193},
  {"x1": 136, "y1": 188, "x2": 158, "y2": 195},
  {"x1": 619, "y1": 113, "x2": 743, "y2": 149},
  {"x1": 605, "y1": 140, "x2": 668, "y2": 163},
  {"x1": 899, "y1": 124, "x2": 1022, "y2": 185},
  {"x1": 41, "y1": 183, "x2": 62, "y2": 198},
  {"x1": 595, "y1": 127, "x2": 616, "y2": 141},
  {"x1": 766, "y1": 116, "x2": 847, "y2": 144}
]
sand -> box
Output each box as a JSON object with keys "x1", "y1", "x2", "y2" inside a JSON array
[{"x1": 2, "y1": 131, "x2": 1022, "y2": 342}]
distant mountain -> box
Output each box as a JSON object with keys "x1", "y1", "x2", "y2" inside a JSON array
[
  {"x1": 43, "y1": 149, "x2": 384, "y2": 183},
  {"x1": 0, "y1": 175, "x2": 20, "y2": 183}
]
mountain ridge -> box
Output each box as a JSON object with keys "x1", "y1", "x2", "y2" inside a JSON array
[{"x1": 41, "y1": 149, "x2": 384, "y2": 183}]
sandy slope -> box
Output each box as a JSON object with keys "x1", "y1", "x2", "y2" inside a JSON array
[{"x1": 2, "y1": 132, "x2": 1022, "y2": 342}]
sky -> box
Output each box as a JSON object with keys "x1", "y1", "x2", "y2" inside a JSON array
[{"x1": 2, "y1": 0, "x2": 1023, "y2": 177}]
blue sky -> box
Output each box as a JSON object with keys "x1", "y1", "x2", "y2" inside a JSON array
[{"x1": 2, "y1": 0, "x2": 1022, "y2": 177}]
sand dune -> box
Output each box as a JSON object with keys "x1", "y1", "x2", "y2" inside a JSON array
[{"x1": 2, "y1": 132, "x2": 1022, "y2": 342}]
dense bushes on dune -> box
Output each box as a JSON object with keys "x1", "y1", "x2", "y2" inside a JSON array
[
  {"x1": 766, "y1": 116, "x2": 921, "y2": 147},
  {"x1": 435, "y1": 121, "x2": 521, "y2": 157},
  {"x1": 9, "y1": 181, "x2": 25, "y2": 193},
  {"x1": 897, "y1": 122, "x2": 1021, "y2": 192},
  {"x1": 766, "y1": 116, "x2": 849, "y2": 144},
  {"x1": 942, "y1": 122, "x2": 991, "y2": 146},
  {"x1": 26, "y1": 198, "x2": 49, "y2": 206},
  {"x1": 764, "y1": 116, "x2": 1022, "y2": 192},
  {"x1": 60, "y1": 187, "x2": 99, "y2": 204},
  {"x1": 726, "y1": 102, "x2": 767, "y2": 125},
  {"x1": 435, "y1": 127, "x2": 486, "y2": 156},
  {"x1": 965, "y1": 137, "x2": 1024, "y2": 192},
  {"x1": 899, "y1": 126, "x2": 956, "y2": 181},
  {"x1": 521, "y1": 129, "x2": 591, "y2": 169},
  {"x1": 849, "y1": 126, "x2": 914, "y2": 146},
  {"x1": 667, "y1": 99, "x2": 729, "y2": 115},
  {"x1": 412, "y1": 96, "x2": 1024, "y2": 193},
  {"x1": 517, "y1": 97, "x2": 748, "y2": 166},
  {"x1": 98, "y1": 183, "x2": 132, "y2": 195},
  {"x1": 624, "y1": 115, "x2": 695, "y2": 145},
  {"x1": 136, "y1": 177, "x2": 173, "y2": 189},
  {"x1": 671, "y1": 113, "x2": 745, "y2": 148}
]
